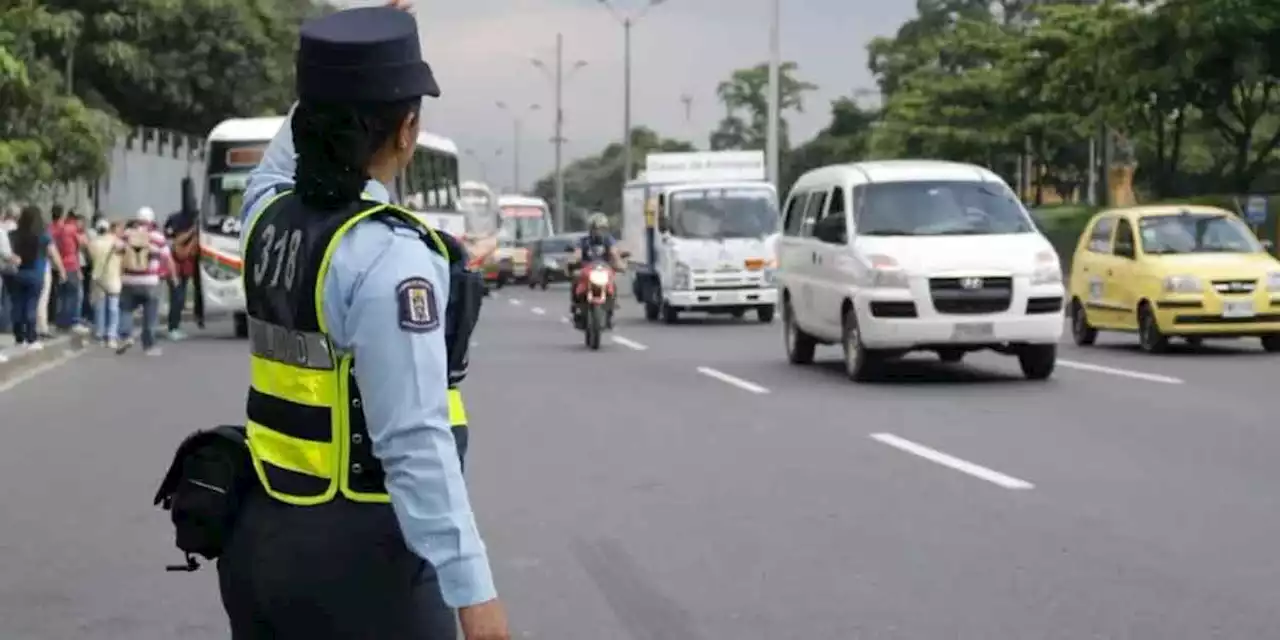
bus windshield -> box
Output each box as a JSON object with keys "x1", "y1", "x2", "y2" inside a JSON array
[
  {"x1": 203, "y1": 172, "x2": 249, "y2": 236},
  {"x1": 498, "y1": 206, "x2": 551, "y2": 242},
  {"x1": 668, "y1": 187, "x2": 778, "y2": 239}
]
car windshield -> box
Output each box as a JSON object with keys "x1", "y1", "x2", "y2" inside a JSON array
[
  {"x1": 857, "y1": 180, "x2": 1035, "y2": 236},
  {"x1": 668, "y1": 187, "x2": 778, "y2": 239},
  {"x1": 1139, "y1": 213, "x2": 1262, "y2": 254},
  {"x1": 542, "y1": 238, "x2": 578, "y2": 253},
  {"x1": 202, "y1": 173, "x2": 248, "y2": 236}
]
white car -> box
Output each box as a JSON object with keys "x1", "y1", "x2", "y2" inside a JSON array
[{"x1": 776, "y1": 160, "x2": 1065, "y2": 382}]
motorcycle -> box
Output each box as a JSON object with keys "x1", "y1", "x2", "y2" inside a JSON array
[{"x1": 573, "y1": 262, "x2": 616, "y2": 350}]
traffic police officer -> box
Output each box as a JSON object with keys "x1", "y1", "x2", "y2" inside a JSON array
[{"x1": 218, "y1": 5, "x2": 510, "y2": 639}]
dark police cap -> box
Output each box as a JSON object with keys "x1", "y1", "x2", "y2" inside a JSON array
[{"x1": 296, "y1": 7, "x2": 440, "y2": 103}]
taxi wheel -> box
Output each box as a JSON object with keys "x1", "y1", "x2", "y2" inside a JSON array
[
  {"x1": 841, "y1": 308, "x2": 882, "y2": 382},
  {"x1": 1137, "y1": 303, "x2": 1169, "y2": 353},
  {"x1": 783, "y1": 300, "x2": 816, "y2": 365},
  {"x1": 1070, "y1": 299, "x2": 1097, "y2": 346},
  {"x1": 1261, "y1": 335, "x2": 1280, "y2": 352}
]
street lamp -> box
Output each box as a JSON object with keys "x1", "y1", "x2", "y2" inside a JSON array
[
  {"x1": 531, "y1": 34, "x2": 587, "y2": 232},
  {"x1": 495, "y1": 101, "x2": 540, "y2": 194},
  {"x1": 766, "y1": 0, "x2": 780, "y2": 189},
  {"x1": 596, "y1": 0, "x2": 667, "y2": 188},
  {"x1": 463, "y1": 148, "x2": 487, "y2": 182}
]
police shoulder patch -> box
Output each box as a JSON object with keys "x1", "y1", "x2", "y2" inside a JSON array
[{"x1": 396, "y1": 277, "x2": 439, "y2": 333}]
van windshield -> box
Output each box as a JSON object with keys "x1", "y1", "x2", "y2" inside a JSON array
[
  {"x1": 668, "y1": 187, "x2": 778, "y2": 239},
  {"x1": 857, "y1": 181, "x2": 1034, "y2": 236}
]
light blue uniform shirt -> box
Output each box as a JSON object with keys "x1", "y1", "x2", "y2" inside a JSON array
[{"x1": 238, "y1": 107, "x2": 496, "y2": 608}]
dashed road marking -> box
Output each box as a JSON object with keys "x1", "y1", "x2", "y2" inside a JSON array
[
  {"x1": 611, "y1": 336, "x2": 647, "y2": 351},
  {"x1": 531, "y1": 307, "x2": 546, "y2": 315},
  {"x1": 560, "y1": 316, "x2": 569, "y2": 323},
  {"x1": 870, "y1": 433, "x2": 1034, "y2": 490},
  {"x1": 509, "y1": 298, "x2": 522, "y2": 306},
  {"x1": 1057, "y1": 359, "x2": 1182, "y2": 385},
  {"x1": 695, "y1": 366, "x2": 769, "y2": 394}
]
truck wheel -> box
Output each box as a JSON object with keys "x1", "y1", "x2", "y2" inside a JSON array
[
  {"x1": 661, "y1": 301, "x2": 679, "y2": 324},
  {"x1": 644, "y1": 301, "x2": 660, "y2": 321},
  {"x1": 233, "y1": 312, "x2": 249, "y2": 339},
  {"x1": 757, "y1": 305, "x2": 775, "y2": 324}
]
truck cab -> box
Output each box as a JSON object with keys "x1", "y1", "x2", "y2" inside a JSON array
[{"x1": 624, "y1": 151, "x2": 780, "y2": 324}]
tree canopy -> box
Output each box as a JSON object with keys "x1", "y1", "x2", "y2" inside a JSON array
[{"x1": 1, "y1": 0, "x2": 322, "y2": 198}]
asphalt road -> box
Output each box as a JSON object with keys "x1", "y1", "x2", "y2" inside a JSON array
[{"x1": 3, "y1": 282, "x2": 1280, "y2": 638}]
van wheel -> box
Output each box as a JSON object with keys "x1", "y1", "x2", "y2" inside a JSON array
[
  {"x1": 757, "y1": 305, "x2": 775, "y2": 324},
  {"x1": 1261, "y1": 335, "x2": 1280, "y2": 352},
  {"x1": 1018, "y1": 344, "x2": 1056, "y2": 380},
  {"x1": 937, "y1": 348, "x2": 964, "y2": 363},
  {"x1": 1070, "y1": 299, "x2": 1097, "y2": 346},
  {"x1": 841, "y1": 307, "x2": 881, "y2": 382},
  {"x1": 783, "y1": 300, "x2": 816, "y2": 365},
  {"x1": 1137, "y1": 302, "x2": 1168, "y2": 353},
  {"x1": 233, "y1": 312, "x2": 249, "y2": 339}
]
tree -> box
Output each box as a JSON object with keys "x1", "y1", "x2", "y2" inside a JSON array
[
  {"x1": 532, "y1": 127, "x2": 694, "y2": 229},
  {"x1": 708, "y1": 62, "x2": 817, "y2": 152},
  {"x1": 783, "y1": 97, "x2": 878, "y2": 192},
  {"x1": 0, "y1": 0, "x2": 120, "y2": 198}
]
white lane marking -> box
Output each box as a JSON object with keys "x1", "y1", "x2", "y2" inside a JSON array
[
  {"x1": 469, "y1": 340, "x2": 479, "y2": 348},
  {"x1": 611, "y1": 335, "x2": 647, "y2": 351},
  {"x1": 0, "y1": 350, "x2": 85, "y2": 394},
  {"x1": 696, "y1": 366, "x2": 769, "y2": 394},
  {"x1": 1057, "y1": 359, "x2": 1182, "y2": 385},
  {"x1": 509, "y1": 298, "x2": 522, "y2": 306},
  {"x1": 531, "y1": 307, "x2": 546, "y2": 315},
  {"x1": 560, "y1": 316, "x2": 569, "y2": 323},
  {"x1": 870, "y1": 433, "x2": 1034, "y2": 490}
]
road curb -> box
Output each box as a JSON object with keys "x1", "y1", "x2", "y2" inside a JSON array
[{"x1": 0, "y1": 335, "x2": 87, "y2": 388}]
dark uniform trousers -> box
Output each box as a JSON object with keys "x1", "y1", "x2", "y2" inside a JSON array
[{"x1": 218, "y1": 489, "x2": 457, "y2": 640}]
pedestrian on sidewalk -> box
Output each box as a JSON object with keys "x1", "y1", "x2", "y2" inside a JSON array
[
  {"x1": 88, "y1": 218, "x2": 122, "y2": 348},
  {"x1": 163, "y1": 206, "x2": 198, "y2": 340},
  {"x1": 116, "y1": 207, "x2": 173, "y2": 356},
  {"x1": 0, "y1": 206, "x2": 18, "y2": 334},
  {"x1": 6, "y1": 205, "x2": 66, "y2": 350},
  {"x1": 50, "y1": 208, "x2": 87, "y2": 333}
]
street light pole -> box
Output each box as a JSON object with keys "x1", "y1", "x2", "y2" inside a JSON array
[
  {"x1": 533, "y1": 36, "x2": 586, "y2": 232},
  {"x1": 765, "y1": 0, "x2": 780, "y2": 189},
  {"x1": 496, "y1": 101, "x2": 540, "y2": 193},
  {"x1": 598, "y1": 0, "x2": 666, "y2": 189}
]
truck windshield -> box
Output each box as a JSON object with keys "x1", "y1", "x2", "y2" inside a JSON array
[
  {"x1": 668, "y1": 187, "x2": 778, "y2": 239},
  {"x1": 857, "y1": 181, "x2": 1034, "y2": 236},
  {"x1": 203, "y1": 173, "x2": 249, "y2": 236}
]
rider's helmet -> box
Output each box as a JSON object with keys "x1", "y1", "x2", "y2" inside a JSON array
[{"x1": 588, "y1": 213, "x2": 609, "y2": 238}]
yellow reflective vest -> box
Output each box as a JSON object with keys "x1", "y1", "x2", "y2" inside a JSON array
[{"x1": 242, "y1": 192, "x2": 469, "y2": 506}]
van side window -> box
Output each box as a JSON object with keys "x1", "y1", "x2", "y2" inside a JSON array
[
  {"x1": 828, "y1": 187, "x2": 845, "y2": 215},
  {"x1": 799, "y1": 191, "x2": 828, "y2": 238},
  {"x1": 1087, "y1": 217, "x2": 1115, "y2": 253},
  {"x1": 783, "y1": 192, "x2": 807, "y2": 236}
]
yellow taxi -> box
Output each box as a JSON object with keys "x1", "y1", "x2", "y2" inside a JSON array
[{"x1": 1068, "y1": 205, "x2": 1280, "y2": 353}]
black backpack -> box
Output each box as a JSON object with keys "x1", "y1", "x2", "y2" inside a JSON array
[{"x1": 152, "y1": 425, "x2": 255, "y2": 571}]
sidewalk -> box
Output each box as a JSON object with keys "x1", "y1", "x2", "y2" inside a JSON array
[{"x1": 0, "y1": 331, "x2": 87, "y2": 387}]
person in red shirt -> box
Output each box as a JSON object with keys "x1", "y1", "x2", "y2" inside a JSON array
[
  {"x1": 49, "y1": 205, "x2": 86, "y2": 332},
  {"x1": 162, "y1": 207, "x2": 198, "y2": 340}
]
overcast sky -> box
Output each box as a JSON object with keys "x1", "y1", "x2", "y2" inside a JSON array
[{"x1": 336, "y1": 0, "x2": 915, "y2": 191}]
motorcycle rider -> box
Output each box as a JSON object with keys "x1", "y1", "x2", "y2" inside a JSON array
[{"x1": 569, "y1": 213, "x2": 623, "y2": 327}]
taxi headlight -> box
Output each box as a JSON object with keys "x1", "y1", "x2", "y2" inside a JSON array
[
  {"x1": 1266, "y1": 272, "x2": 1280, "y2": 290},
  {"x1": 1031, "y1": 265, "x2": 1062, "y2": 285},
  {"x1": 1163, "y1": 275, "x2": 1202, "y2": 293},
  {"x1": 588, "y1": 269, "x2": 611, "y2": 286}
]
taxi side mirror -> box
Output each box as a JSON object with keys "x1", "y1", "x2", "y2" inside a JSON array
[{"x1": 1262, "y1": 239, "x2": 1274, "y2": 251}]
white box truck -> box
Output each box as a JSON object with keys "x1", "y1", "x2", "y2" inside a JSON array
[{"x1": 621, "y1": 151, "x2": 781, "y2": 324}]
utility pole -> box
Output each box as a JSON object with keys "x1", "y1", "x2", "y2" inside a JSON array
[
  {"x1": 597, "y1": 0, "x2": 666, "y2": 189},
  {"x1": 765, "y1": 0, "x2": 781, "y2": 189},
  {"x1": 554, "y1": 32, "x2": 565, "y2": 232},
  {"x1": 496, "y1": 102, "x2": 539, "y2": 193}
]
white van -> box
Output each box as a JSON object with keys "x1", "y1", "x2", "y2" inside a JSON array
[{"x1": 776, "y1": 160, "x2": 1065, "y2": 381}]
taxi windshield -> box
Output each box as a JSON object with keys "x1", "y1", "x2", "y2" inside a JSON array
[
  {"x1": 857, "y1": 181, "x2": 1034, "y2": 236},
  {"x1": 1138, "y1": 213, "x2": 1262, "y2": 254},
  {"x1": 668, "y1": 187, "x2": 778, "y2": 239}
]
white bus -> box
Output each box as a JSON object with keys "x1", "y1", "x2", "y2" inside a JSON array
[{"x1": 197, "y1": 116, "x2": 463, "y2": 337}]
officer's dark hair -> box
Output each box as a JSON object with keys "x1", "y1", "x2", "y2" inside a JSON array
[{"x1": 292, "y1": 98, "x2": 422, "y2": 210}]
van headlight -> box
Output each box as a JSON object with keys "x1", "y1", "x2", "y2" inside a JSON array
[
  {"x1": 864, "y1": 254, "x2": 908, "y2": 289},
  {"x1": 1267, "y1": 272, "x2": 1280, "y2": 290},
  {"x1": 1163, "y1": 275, "x2": 1202, "y2": 293},
  {"x1": 671, "y1": 262, "x2": 692, "y2": 290},
  {"x1": 1031, "y1": 265, "x2": 1062, "y2": 285}
]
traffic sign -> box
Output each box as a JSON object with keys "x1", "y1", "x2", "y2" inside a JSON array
[{"x1": 1245, "y1": 195, "x2": 1268, "y2": 224}]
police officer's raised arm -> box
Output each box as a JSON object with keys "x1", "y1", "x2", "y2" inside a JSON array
[
  {"x1": 324, "y1": 225, "x2": 498, "y2": 609},
  {"x1": 238, "y1": 103, "x2": 299, "y2": 226}
]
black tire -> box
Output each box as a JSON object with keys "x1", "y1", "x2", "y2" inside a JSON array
[
  {"x1": 1261, "y1": 335, "x2": 1280, "y2": 352},
  {"x1": 731, "y1": 309, "x2": 745, "y2": 319},
  {"x1": 586, "y1": 306, "x2": 603, "y2": 350},
  {"x1": 757, "y1": 305, "x2": 775, "y2": 324},
  {"x1": 1070, "y1": 298, "x2": 1097, "y2": 346},
  {"x1": 1185, "y1": 336, "x2": 1203, "y2": 348},
  {"x1": 937, "y1": 348, "x2": 965, "y2": 363},
  {"x1": 1018, "y1": 344, "x2": 1056, "y2": 380},
  {"x1": 540, "y1": 274, "x2": 549, "y2": 290},
  {"x1": 1137, "y1": 302, "x2": 1168, "y2": 353},
  {"x1": 841, "y1": 307, "x2": 881, "y2": 382},
  {"x1": 644, "y1": 301, "x2": 660, "y2": 321},
  {"x1": 233, "y1": 312, "x2": 249, "y2": 339},
  {"x1": 783, "y1": 300, "x2": 816, "y2": 365},
  {"x1": 661, "y1": 301, "x2": 679, "y2": 324}
]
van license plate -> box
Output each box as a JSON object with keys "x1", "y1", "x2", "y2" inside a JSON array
[
  {"x1": 1222, "y1": 300, "x2": 1255, "y2": 318},
  {"x1": 952, "y1": 322, "x2": 994, "y2": 340}
]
